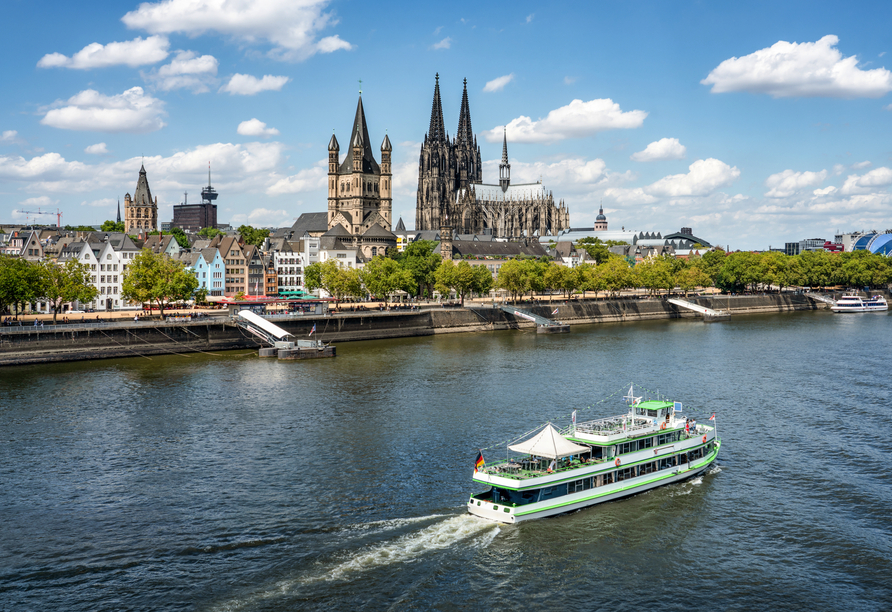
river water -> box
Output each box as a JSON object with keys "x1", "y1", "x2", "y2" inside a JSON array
[{"x1": 1, "y1": 309, "x2": 890, "y2": 611}]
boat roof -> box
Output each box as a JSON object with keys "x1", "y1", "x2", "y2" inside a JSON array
[
  {"x1": 508, "y1": 423, "x2": 590, "y2": 460},
  {"x1": 635, "y1": 400, "x2": 674, "y2": 410}
]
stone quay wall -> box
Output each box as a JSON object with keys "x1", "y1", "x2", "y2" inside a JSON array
[{"x1": 0, "y1": 294, "x2": 825, "y2": 366}]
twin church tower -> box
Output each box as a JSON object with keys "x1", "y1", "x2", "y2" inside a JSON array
[{"x1": 324, "y1": 75, "x2": 569, "y2": 243}]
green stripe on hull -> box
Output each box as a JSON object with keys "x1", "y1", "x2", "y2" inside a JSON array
[{"x1": 513, "y1": 440, "x2": 721, "y2": 517}]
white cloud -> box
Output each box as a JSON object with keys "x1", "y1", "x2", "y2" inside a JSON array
[
  {"x1": 220, "y1": 74, "x2": 290, "y2": 95},
  {"x1": 266, "y1": 160, "x2": 327, "y2": 195},
  {"x1": 702, "y1": 35, "x2": 892, "y2": 98},
  {"x1": 0, "y1": 142, "x2": 285, "y2": 195},
  {"x1": 483, "y1": 73, "x2": 514, "y2": 92},
  {"x1": 630, "y1": 138, "x2": 686, "y2": 162},
  {"x1": 19, "y1": 195, "x2": 58, "y2": 208},
  {"x1": 851, "y1": 161, "x2": 872, "y2": 170},
  {"x1": 764, "y1": 169, "x2": 828, "y2": 198},
  {"x1": 484, "y1": 98, "x2": 647, "y2": 143},
  {"x1": 80, "y1": 197, "x2": 117, "y2": 208},
  {"x1": 84, "y1": 143, "x2": 109, "y2": 155},
  {"x1": 37, "y1": 36, "x2": 169, "y2": 69},
  {"x1": 563, "y1": 76, "x2": 576, "y2": 85},
  {"x1": 1, "y1": 130, "x2": 17, "y2": 143},
  {"x1": 143, "y1": 50, "x2": 218, "y2": 92},
  {"x1": 646, "y1": 159, "x2": 740, "y2": 197},
  {"x1": 122, "y1": 0, "x2": 352, "y2": 61},
  {"x1": 40, "y1": 87, "x2": 166, "y2": 133},
  {"x1": 885, "y1": 103, "x2": 892, "y2": 111},
  {"x1": 229, "y1": 207, "x2": 293, "y2": 227},
  {"x1": 840, "y1": 167, "x2": 892, "y2": 195},
  {"x1": 526, "y1": 14, "x2": 534, "y2": 23},
  {"x1": 431, "y1": 37, "x2": 451, "y2": 50},
  {"x1": 813, "y1": 186, "x2": 837, "y2": 196},
  {"x1": 237, "y1": 118, "x2": 280, "y2": 137}
]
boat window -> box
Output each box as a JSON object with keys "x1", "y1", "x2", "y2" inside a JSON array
[
  {"x1": 617, "y1": 442, "x2": 634, "y2": 455},
  {"x1": 615, "y1": 467, "x2": 637, "y2": 482},
  {"x1": 494, "y1": 488, "x2": 539, "y2": 506},
  {"x1": 569, "y1": 477, "x2": 593, "y2": 493},
  {"x1": 538, "y1": 484, "x2": 567, "y2": 501},
  {"x1": 591, "y1": 445, "x2": 606, "y2": 459},
  {"x1": 640, "y1": 461, "x2": 658, "y2": 475},
  {"x1": 638, "y1": 436, "x2": 654, "y2": 450},
  {"x1": 646, "y1": 409, "x2": 659, "y2": 417},
  {"x1": 657, "y1": 456, "x2": 676, "y2": 470}
]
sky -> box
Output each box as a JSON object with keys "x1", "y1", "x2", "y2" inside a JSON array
[{"x1": 1, "y1": 0, "x2": 891, "y2": 250}]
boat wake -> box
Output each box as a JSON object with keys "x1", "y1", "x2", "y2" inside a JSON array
[
  {"x1": 209, "y1": 514, "x2": 498, "y2": 611},
  {"x1": 320, "y1": 514, "x2": 498, "y2": 583}
]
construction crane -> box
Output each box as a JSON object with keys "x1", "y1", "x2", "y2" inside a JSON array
[{"x1": 14, "y1": 207, "x2": 63, "y2": 227}]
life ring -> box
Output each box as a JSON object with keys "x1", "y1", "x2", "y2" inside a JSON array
[
  {"x1": 660, "y1": 422, "x2": 667, "y2": 430},
  {"x1": 615, "y1": 458, "x2": 621, "y2": 467},
  {"x1": 702, "y1": 435, "x2": 707, "y2": 444}
]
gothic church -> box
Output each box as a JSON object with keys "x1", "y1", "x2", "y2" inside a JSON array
[
  {"x1": 416, "y1": 75, "x2": 570, "y2": 238},
  {"x1": 124, "y1": 164, "x2": 158, "y2": 233}
]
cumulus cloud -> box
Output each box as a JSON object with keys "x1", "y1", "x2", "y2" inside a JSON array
[
  {"x1": 840, "y1": 167, "x2": 892, "y2": 195},
  {"x1": 122, "y1": 0, "x2": 352, "y2": 61},
  {"x1": 1, "y1": 130, "x2": 17, "y2": 143},
  {"x1": 764, "y1": 168, "x2": 828, "y2": 198},
  {"x1": 813, "y1": 186, "x2": 837, "y2": 196},
  {"x1": 526, "y1": 14, "x2": 534, "y2": 23},
  {"x1": 431, "y1": 37, "x2": 452, "y2": 50},
  {"x1": 220, "y1": 74, "x2": 289, "y2": 95},
  {"x1": 84, "y1": 143, "x2": 109, "y2": 155},
  {"x1": 630, "y1": 138, "x2": 686, "y2": 162},
  {"x1": 237, "y1": 118, "x2": 280, "y2": 137},
  {"x1": 143, "y1": 50, "x2": 218, "y2": 92},
  {"x1": 80, "y1": 197, "x2": 117, "y2": 208},
  {"x1": 37, "y1": 35, "x2": 169, "y2": 69},
  {"x1": 484, "y1": 98, "x2": 647, "y2": 143},
  {"x1": 646, "y1": 159, "x2": 740, "y2": 197},
  {"x1": 483, "y1": 73, "x2": 514, "y2": 92},
  {"x1": 19, "y1": 195, "x2": 58, "y2": 208},
  {"x1": 40, "y1": 87, "x2": 166, "y2": 133},
  {"x1": 702, "y1": 35, "x2": 892, "y2": 98},
  {"x1": 266, "y1": 160, "x2": 327, "y2": 195}
]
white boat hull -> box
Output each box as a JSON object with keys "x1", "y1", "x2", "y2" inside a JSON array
[{"x1": 468, "y1": 443, "x2": 720, "y2": 524}]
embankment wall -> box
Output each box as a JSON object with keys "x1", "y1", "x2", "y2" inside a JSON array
[{"x1": 0, "y1": 294, "x2": 824, "y2": 366}]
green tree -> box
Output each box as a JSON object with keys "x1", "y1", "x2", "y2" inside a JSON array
[
  {"x1": 496, "y1": 258, "x2": 529, "y2": 302},
  {"x1": 359, "y1": 256, "x2": 416, "y2": 306},
  {"x1": 198, "y1": 226, "x2": 224, "y2": 239},
  {"x1": 635, "y1": 256, "x2": 674, "y2": 296},
  {"x1": 237, "y1": 225, "x2": 270, "y2": 248},
  {"x1": 599, "y1": 256, "x2": 633, "y2": 297},
  {"x1": 576, "y1": 263, "x2": 603, "y2": 299},
  {"x1": 121, "y1": 249, "x2": 199, "y2": 317},
  {"x1": 698, "y1": 248, "x2": 727, "y2": 286},
  {"x1": 169, "y1": 227, "x2": 190, "y2": 249},
  {"x1": 544, "y1": 263, "x2": 580, "y2": 298},
  {"x1": 394, "y1": 240, "x2": 441, "y2": 297},
  {"x1": 100, "y1": 220, "x2": 126, "y2": 232},
  {"x1": 574, "y1": 237, "x2": 614, "y2": 264},
  {"x1": 37, "y1": 259, "x2": 98, "y2": 324},
  {"x1": 675, "y1": 266, "x2": 713, "y2": 296},
  {"x1": 64, "y1": 225, "x2": 97, "y2": 232},
  {"x1": 0, "y1": 256, "x2": 40, "y2": 318},
  {"x1": 434, "y1": 260, "x2": 492, "y2": 305},
  {"x1": 716, "y1": 251, "x2": 760, "y2": 292},
  {"x1": 521, "y1": 258, "x2": 549, "y2": 299},
  {"x1": 798, "y1": 249, "x2": 838, "y2": 288}
]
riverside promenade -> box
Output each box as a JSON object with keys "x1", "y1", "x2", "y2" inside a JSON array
[{"x1": 0, "y1": 293, "x2": 827, "y2": 366}]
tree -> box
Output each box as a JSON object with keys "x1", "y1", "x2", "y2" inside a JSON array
[
  {"x1": 577, "y1": 263, "x2": 604, "y2": 299},
  {"x1": 599, "y1": 256, "x2": 633, "y2": 297},
  {"x1": 121, "y1": 249, "x2": 199, "y2": 316},
  {"x1": 37, "y1": 259, "x2": 98, "y2": 324},
  {"x1": 198, "y1": 226, "x2": 224, "y2": 239},
  {"x1": 575, "y1": 237, "x2": 612, "y2": 264},
  {"x1": 194, "y1": 286, "x2": 209, "y2": 306},
  {"x1": 394, "y1": 240, "x2": 440, "y2": 297},
  {"x1": 101, "y1": 220, "x2": 125, "y2": 232},
  {"x1": 0, "y1": 256, "x2": 40, "y2": 318},
  {"x1": 304, "y1": 261, "x2": 324, "y2": 295},
  {"x1": 169, "y1": 227, "x2": 190, "y2": 249},
  {"x1": 675, "y1": 266, "x2": 713, "y2": 296},
  {"x1": 496, "y1": 258, "x2": 529, "y2": 302},
  {"x1": 237, "y1": 225, "x2": 270, "y2": 248},
  {"x1": 544, "y1": 263, "x2": 579, "y2": 298},
  {"x1": 434, "y1": 260, "x2": 493, "y2": 305},
  {"x1": 635, "y1": 256, "x2": 674, "y2": 296},
  {"x1": 359, "y1": 256, "x2": 416, "y2": 306},
  {"x1": 699, "y1": 248, "x2": 727, "y2": 286}
]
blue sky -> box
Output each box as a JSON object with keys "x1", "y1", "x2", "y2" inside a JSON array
[{"x1": 2, "y1": 0, "x2": 891, "y2": 249}]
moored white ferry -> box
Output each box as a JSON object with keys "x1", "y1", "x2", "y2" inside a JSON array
[
  {"x1": 468, "y1": 388, "x2": 720, "y2": 523},
  {"x1": 830, "y1": 293, "x2": 888, "y2": 313}
]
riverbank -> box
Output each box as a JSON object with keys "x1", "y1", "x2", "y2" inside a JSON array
[{"x1": 0, "y1": 294, "x2": 827, "y2": 366}]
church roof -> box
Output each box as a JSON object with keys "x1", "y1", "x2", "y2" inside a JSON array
[
  {"x1": 444, "y1": 239, "x2": 547, "y2": 259},
  {"x1": 290, "y1": 212, "x2": 329, "y2": 235},
  {"x1": 663, "y1": 231, "x2": 712, "y2": 248},
  {"x1": 362, "y1": 223, "x2": 396, "y2": 239},
  {"x1": 470, "y1": 182, "x2": 548, "y2": 203},
  {"x1": 132, "y1": 165, "x2": 154, "y2": 206},
  {"x1": 328, "y1": 133, "x2": 339, "y2": 151},
  {"x1": 323, "y1": 223, "x2": 353, "y2": 237},
  {"x1": 427, "y1": 73, "x2": 447, "y2": 144},
  {"x1": 394, "y1": 217, "x2": 407, "y2": 232},
  {"x1": 381, "y1": 133, "x2": 392, "y2": 151},
  {"x1": 338, "y1": 95, "x2": 380, "y2": 175}
]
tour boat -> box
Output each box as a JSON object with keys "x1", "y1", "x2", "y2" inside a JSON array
[
  {"x1": 830, "y1": 293, "x2": 888, "y2": 313},
  {"x1": 468, "y1": 386, "x2": 720, "y2": 523}
]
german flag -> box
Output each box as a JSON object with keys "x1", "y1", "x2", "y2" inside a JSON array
[{"x1": 474, "y1": 450, "x2": 485, "y2": 473}]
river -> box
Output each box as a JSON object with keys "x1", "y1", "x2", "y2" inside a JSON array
[{"x1": 1, "y1": 309, "x2": 890, "y2": 611}]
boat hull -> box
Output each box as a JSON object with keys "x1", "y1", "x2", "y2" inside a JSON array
[{"x1": 468, "y1": 442, "x2": 720, "y2": 524}]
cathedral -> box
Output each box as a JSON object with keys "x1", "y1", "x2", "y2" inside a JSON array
[
  {"x1": 326, "y1": 93, "x2": 395, "y2": 258},
  {"x1": 123, "y1": 164, "x2": 158, "y2": 233},
  {"x1": 415, "y1": 75, "x2": 570, "y2": 238}
]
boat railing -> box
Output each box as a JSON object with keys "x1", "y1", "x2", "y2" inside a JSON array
[
  {"x1": 572, "y1": 416, "x2": 652, "y2": 437},
  {"x1": 478, "y1": 455, "x2": 608, "y2": 480}
]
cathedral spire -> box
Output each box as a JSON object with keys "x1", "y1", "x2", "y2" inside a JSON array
[
  {"x1": 456, "y1": 77, "x2": 473, "y2": 145},
  {"x1": 428, "y1": 73, "x2": 446, "y2": 144},
  {"x1": 499, "y1": 128, "x2": 510, "y2": 191},
  {"x1": 339, "y1": 94, "x2": 379, "y2": 174},
  {"x1": 116, "y1": 198, "x2": 121, "y2": 224}
]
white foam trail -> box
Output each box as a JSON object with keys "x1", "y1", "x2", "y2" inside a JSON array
[
  {"x1": 342, "y1": 513, "x2": 448, "y2": 535},
  {"x1": 707, "y1": 465, "x2": 722, "y2": 475},
  {"x1": 321, "y1": 514, "x2": 496, "y2": 583},
  {"x1": 472, "y1": 525, "x2": 501, "y2": 549},
  {"x1": 689, "y1": 476, "x2": 703, "y2": 486}
]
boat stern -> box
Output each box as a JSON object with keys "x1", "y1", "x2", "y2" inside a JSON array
[{"x1": 467, "y1": 495, "x2": 517, "y2": 524}]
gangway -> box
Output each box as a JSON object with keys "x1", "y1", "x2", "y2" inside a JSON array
[
  {"x1": 805, "y1": 292, "x2": 836, "y2": 306},
  {"x1": 667, "y1": 298, "x2": 730, "y2": 321},
  {"x1": 236, "y1": 310, "x2": 295, "y2": 348},
  {"x1": 497, "y1": 304, "x2": 570, "y2": 333},
  {"x1": 236, "y1": 310, "x2": 334, "y2": 359}
]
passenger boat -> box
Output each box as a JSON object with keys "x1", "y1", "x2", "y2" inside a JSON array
[
  {"x1": 830, "y1": 293, "x2": 888, "y2": 313},
  {"x1": 468, "y1": 386, "x2": 720, "y2": 523}
]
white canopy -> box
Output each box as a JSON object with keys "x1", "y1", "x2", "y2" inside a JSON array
[{"x1": 508, "y1": 424, "x2": 590, "y2": 460}]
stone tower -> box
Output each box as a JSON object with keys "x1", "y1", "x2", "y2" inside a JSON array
[
  {"x1": 594, "y1": 204, "x2": 608, "y2": 231},
  {"x1": 327, "y1": 94, "x2": 392, "y2": 235},
  {"x1": 124, "y1": 164, "x2": 158, "y2": 233}
]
